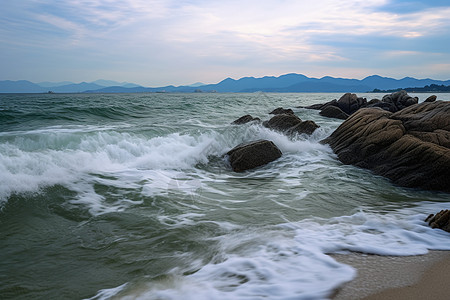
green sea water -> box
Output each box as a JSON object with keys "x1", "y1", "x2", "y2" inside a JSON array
[{"x1": 1, "y1": 93, "x2": 449, "y2": 300}]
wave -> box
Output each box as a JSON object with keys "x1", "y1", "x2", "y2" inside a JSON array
[
  {"x1": 0, "y1": 122, "x2": 333, "y2": 213},
  {"x1": 88, "y1": 202, "x2": 450, "y2": 300}
]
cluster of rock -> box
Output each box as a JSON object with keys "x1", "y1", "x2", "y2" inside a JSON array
[
  {"x1": 303, "y1": 90, "x2": 433, "y2": 120},
  {"x1": 323, "y1": 100, "x2": 450, "y2": 192},
  {"x1": 228, "y1": 107, "x2": 319, "y2": 172},
  {"x1": 426, "y1": 210, "x2": 450, "y2": 232}
]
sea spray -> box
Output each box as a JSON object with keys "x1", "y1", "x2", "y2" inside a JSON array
[{"x1": 1, "y1": 93, "x2": 449, "y2": 299}]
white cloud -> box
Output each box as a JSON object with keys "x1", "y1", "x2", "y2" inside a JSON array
[{"x1": 1, "y1": 0, "x2": 450, "y2": 84}]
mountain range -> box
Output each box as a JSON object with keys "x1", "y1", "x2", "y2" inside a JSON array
[{"x1": 1, "y1": 74, "x2": 450, "y2": 93}]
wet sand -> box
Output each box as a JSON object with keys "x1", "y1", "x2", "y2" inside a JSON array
[{"x1": 332, "y1": 251, "x2": 450, "y2": 300}]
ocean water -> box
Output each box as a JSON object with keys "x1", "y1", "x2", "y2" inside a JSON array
[{"x1": 1, "y1": 92, "x2": 449, "y2": 300}]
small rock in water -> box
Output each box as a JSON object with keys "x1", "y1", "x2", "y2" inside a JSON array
[
  {"x1": 425, "y1": 210, "x2": 450, "y2": 232},
  {"x1": 227, "y1": 140, "x2": 282, "y2": 172}
]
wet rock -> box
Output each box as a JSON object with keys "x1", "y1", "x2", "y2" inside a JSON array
[
  {"x1": 425, "y1": 210, "x2": 450, "y2": 232},
  {"x1": 319, "y1": 105, "x2": 349, "y2": 120},
  {"x1": 232, "y1": 114, "x2": 261, "y2": 125},
  {"x1": 324, "y1": 101, "x2": 450, "y2": 192},
  {"x1": 337, "y1": 93, "x2": 367, "y2": 115},
  {"x1": 382, "y1": 90, "x2": 418, "y2": 111},
  {"x1": 303, "y1": 91, "x2": 419, "y2": 119},
  {"x1": 269, "y1": 107, "x2": 294, "y2": 115},
  {"x1": 263, "y1": 113, "x2": 319, "y2": 135},
  {"x1": 227, "y1": 140, "x2": 282, "y2": 172},
  {"x1": 424, "y1": 95, "x2": 437, "y2": 103}
]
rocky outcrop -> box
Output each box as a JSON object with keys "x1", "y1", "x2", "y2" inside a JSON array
[
  {"x1": 232, "y1": 114, "x2": 261, "y2": 125},
  {"x1": 425, "y1": 210, "x2": 450, "y2": 232},
  {"x1": 323, "y1": 101, "x2": 450, "y2": 192},
  {"x1": 227, "y1": 140, "x2": 282, "y2": 172},
  {"x1": 303, "y1": 91, "x2": 420, "y2": 119},
  {"x1": 263, "y1": 114, "x2": 320, "y2": 135},
  {"x1": 269, "y1": 107, "x2": 294, "y2": 115}
]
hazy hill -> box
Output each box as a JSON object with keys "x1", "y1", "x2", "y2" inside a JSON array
[
  {"x1": 0, "y1": 80, "x2": 45, "y2": 93},
  {"x1": 2, "y1": 74, "x2": 450, "y2": 93}
]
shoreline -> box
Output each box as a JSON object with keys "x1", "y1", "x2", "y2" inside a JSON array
[{"x1": 332, "y1": 250, "x2": 450, "y2": 300}]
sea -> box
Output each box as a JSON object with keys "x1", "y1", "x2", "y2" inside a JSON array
[{"x1": 1, "y1": 92, "x2": 449, "y2": 300}]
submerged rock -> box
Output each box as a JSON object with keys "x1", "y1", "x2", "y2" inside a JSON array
[
  {"x1": 425, "y1": 210, "x2": 450, "y2": 232},
  {"x1": 227, "y1": 140, "x2": 282, "y2": 172},
  {"x1": 323, "y1": 101, "x2": 450, "y2": 192},
  {"x1": 263, "y1": 113, "x2": 319, "y2": 135},
  {"x1": 232, "y1": 114, "x2": 261, "y2": 125}
]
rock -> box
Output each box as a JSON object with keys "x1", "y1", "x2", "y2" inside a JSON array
[
  {"x1": 269, "y1": 107, "x2": 294, "y2": 115},
  {"x1": 424, "y1": 95, "x2": 437, "y2": 103},
  {"x1": 337, "y1": 93, "x2": 367, "y2": 115},
  {"x1": 425, "y1": 210, "x2": 450, "y2": 232},
  {"x1": 263, "y1": 113, "x2": 319, "y2": 135},
  {"x1": 367, "y1": 99, "x2": 382, "y2": 106},
  {"x1": 227, "y1": 140, "x2": 282, "y2": 172},
  {"x1": 319, "y1": 105, "x2": 349, "y2": 120},
  {"x1": 303, "y1": 92, "x2": 419, "y2": 120},
  {"x1": 324, "y1": 101, "x2": 450, "y2": 192},
  {"x1": 382, "y1": 90, "x2": 418, "y2": 111},
  {"x1": 232, "y1": 114, "x2": 260, "y2": 125},
  {"x1": 368, "y1": 101, "x2": 397, "y2": 112}
]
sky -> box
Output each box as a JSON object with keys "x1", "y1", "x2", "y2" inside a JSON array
[{"x1": 1, "y1": 0, "x2": 450, "y2": 87}]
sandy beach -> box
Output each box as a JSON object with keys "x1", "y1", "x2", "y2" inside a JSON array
[{"x1": 333, "y1": 251, "x2": 450, "y2": 300}]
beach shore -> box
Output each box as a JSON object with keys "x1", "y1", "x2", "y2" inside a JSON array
[{"x1": 332, "y1": 250, "x2": 450, "y2": 300}]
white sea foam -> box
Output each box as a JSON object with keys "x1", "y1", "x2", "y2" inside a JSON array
[
  {"x1": 0, "y1": 120, "x2": 335, "y2": 213},
  {"x1": 92, "y1": 202, "x2": 449, "y2": 300}
]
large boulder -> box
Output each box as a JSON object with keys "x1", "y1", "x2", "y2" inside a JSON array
[
  {"x1": 337, "y1": 93, "x2": 367, "y2": 115},
  {"x1": 323, "y1": 101, "x2": 450, "y2": 192},
  {"x1": 425, "y1": 210, "x2": 450, "y2": 232},
  {"x1": 263, "y1": 113, "x2": 320, "y2": 135},
  {"x1": 227, "y1": 140, "x2": 282, "y2": 172}
]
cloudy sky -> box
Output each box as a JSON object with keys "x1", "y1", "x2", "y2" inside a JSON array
[{"x1": 1, "y1": 0, "x2": 450, "y2": 86}]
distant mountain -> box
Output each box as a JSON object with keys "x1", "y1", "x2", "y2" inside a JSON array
[
  {"x1": 91, "y1": 79, "x2": 141, "y2": 88},
  {"x1": 2, "y1": 74, "x2": 450, "y2": 93},
  {"x1": 37, "y1": 81, "x2": 75, "y2": 88},
  {"x1": 0, "y1": 80, "x2": 46, "y2": 93},
  {"x1": 186, "y1": 82, "x2": 206, "y2": 87},
  {"x1": 0, "y1": 79, "x2": 142, "y2": 93},
  {"x1": 194, "y1": 74, "x2": 450, "y2": 93},
  {"x1": 373, "y1": 84, "x2": 450, "y2": 93},
  {"x1": 51, "y1": 82, "x2": 105, "y2": 93}
]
